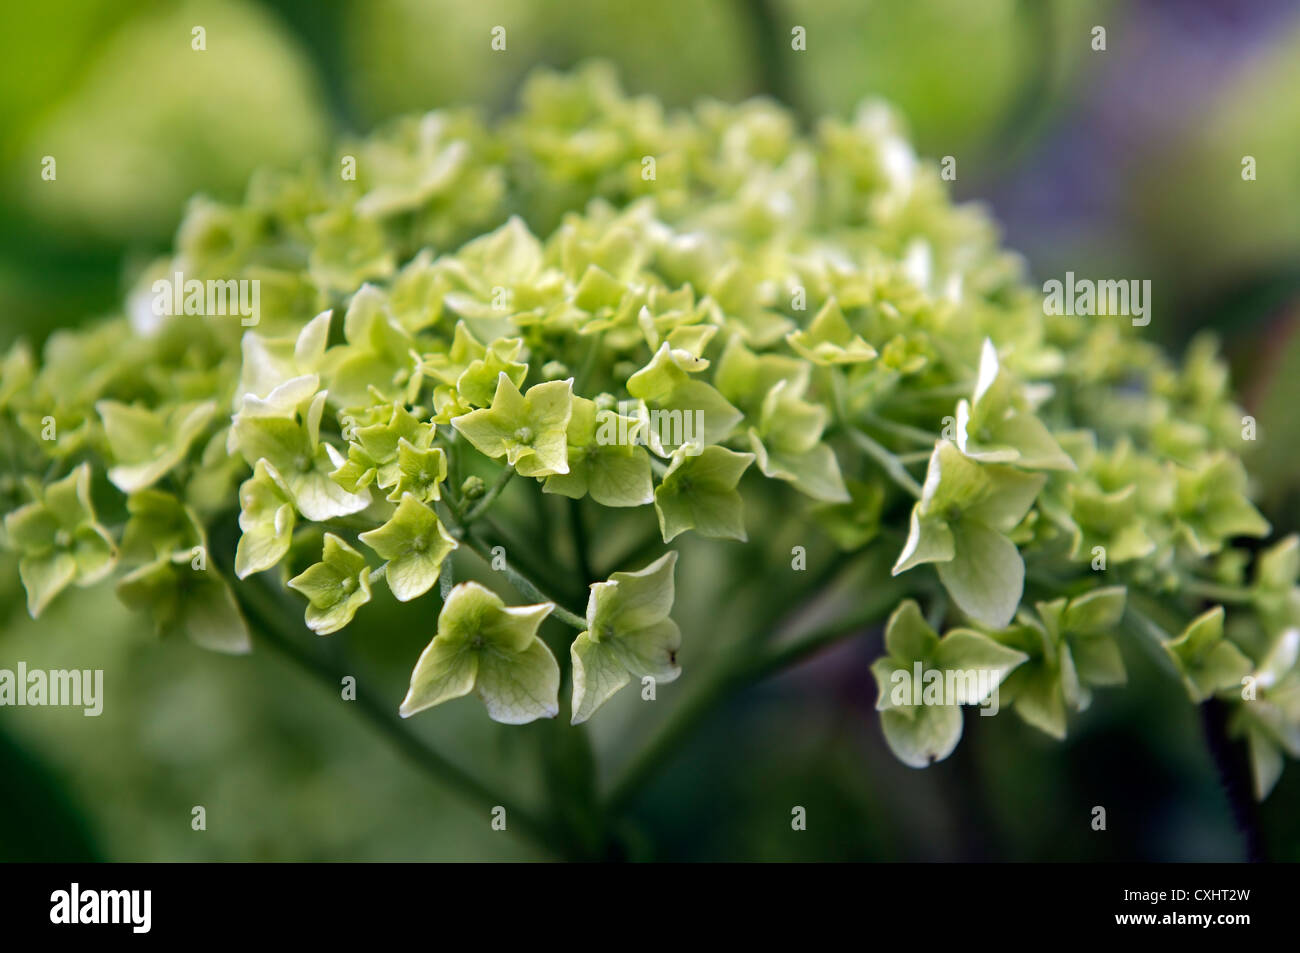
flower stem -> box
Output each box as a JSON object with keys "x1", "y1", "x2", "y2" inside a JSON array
[
  {"x1": 1186, "y1": 580, "x2": 1253, "y2": 605},
  {"x1": 846, "y1": 427, "x2": 923, "y2": 498},
  {"x1": 231, "y1": 574, "x2": 566, "y2": 858},
  {"x1": 462, "y1": 467, "x2": 515, "y2": 524},
  {"x1": 442, "y1": 505, "x2": 588, "y2": 629},
  {"x1": 863, "y1": 413, "x2": 938, "y2": 447},
  {"x1": 605, "y1": 574, "x2": 908, "y2": 812},
  {"x1": 568, "y1": 497, "x2": 594, "y2": 585}
]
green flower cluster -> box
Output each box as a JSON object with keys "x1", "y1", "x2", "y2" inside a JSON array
[{"x1": 2, "y1": 64, "x2": 1294, "y2": 797}]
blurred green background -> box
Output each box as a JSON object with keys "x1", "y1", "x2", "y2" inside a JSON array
[{"x1": 2, "y1": 0, "x2": 1299, "y2": 861}]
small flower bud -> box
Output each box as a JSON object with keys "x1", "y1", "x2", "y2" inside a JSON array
[{"x1": 461, "y1": 475, "x2": 486, "y2": 501}]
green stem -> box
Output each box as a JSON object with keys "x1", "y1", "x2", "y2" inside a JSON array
[
  {"x1": 232, "y1": 576, "x2": 565, "y2": 857},
  {"x1": 443, "y1": 509, "x2": 588, "y2": 630},
  {"x1": 846, "y1": 428, "x2": 923, "y2": 498},
  {"x1": 863, "y1": 413, "x2": 938, "y2": 447},
  {"x1": 1186, "y1": 581, "x2": 1253, "y2": 605},
  {"x1": 897, "y1": 450, "x2": 934, "y2": 465},
  {"x1": 568, "y1": 497, "x2": 594, "y2": 585},
  {"x1": 606, "y1": 575, "x2": 907, "y2": 812},
  {"x1": 462, "y1": 467, "x2": 515, "y2": 525}
]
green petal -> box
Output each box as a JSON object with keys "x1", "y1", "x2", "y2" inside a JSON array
[
  {"x1": 882, "y1": 600, "x2": 940, "y2": 665},
  {"x1": 399, "y1": 638, "x2": 479, "y2": 717},
  {"x1": 918, "y1": 440, "x2": 989, "y2": 516},
  {"x1": 653, "y1": 445, "x2": 754, "y2": 542},
  {"x1": 570, "y1": 631, "x2": 632, "y2": 724},
  {"x1": 235, "y1": 460, "x2": 296, "y2": 578},
  {"x1": 1164, "y1": 606, "x2": 1254, "y2": 702},
  {"x1": 932, "y1": 628, "x2": 1029, "y2": 702},
  {"x1": 587, "y1": 550, "x2": 678, "y2": 636},
  {"x1": 892, "y1": 508, "x2": 955, "y2": 575},
  {"x1": 358, "y1": 494, "x2": 458, "y2": 602},
  {"x1": 785, "y1": 298, "x2": 877, "y2": 366},
  {"x1": 18, "y1": 552, "x2": 78, "y2": 618},
  {"x1": 750, "y1": 429, "x2": 850, "y2": 503},
  {"x1": 437, "y1": 581, "x2": 553, "y2": 653},
  {"x1": 1061, "y1": 586, "x2": 1127, "y2": 635},
  {"x1": 1245, "y1": 727, "x2": 1285, "y2": 800},
  {"x1": 1006, "y1": 665, "x2": 1069, "y2": 739},
  {"x1": 286, "y1": 533, "x2": 372, "y2": 635},
  {"x1": 288, "y1": 463, "x2": 372, "y2": 522},
  {"x1": 583, "y1": 441, "x2": 654, "y2": 507},
  {"x1": 101, "y1": 400, "x2": 216, "y2": 492},
  {"x1": 181, "y1": 571, "x2": 252, "y2": 655},
  {"x1": 475, "y1": 637, "x2": 561, "y2": 724},
  {"x1": 936, "y1": 521, "x2": 1025, "y2": 629},
  {"x1": 4, "y1": 501, "x2": 60, "y2": 552},
  {"x1": 880, "y1": 702, "x2": 963, "y2": 768},
  {"x1": 608, "y1": 617, "x2": 682, "y2": 683},
  {"x1": 965, "y1": 466, "x2": 1046, "y2": 534},
  {"x1": 1069, "y1": 633, "x2": 1127, "y2": 687}
]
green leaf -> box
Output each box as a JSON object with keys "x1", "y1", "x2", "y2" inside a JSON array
[
  {"x1": 358, "y1": 494, "x2": 458, "y2": 602},
  {"x1": 653, "y1": 445, "x2": 754, "y2": 542},
  {"x1": 399, "y1": 581, "x2": 559, "y2": 724}
]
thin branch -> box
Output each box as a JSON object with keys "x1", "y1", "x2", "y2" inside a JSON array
[
  {"x1": 462, "y1": 466, "x2": 515, "y2": 525},
  {"x1": 1201, "y1": 699, "x2": 1269, "y2": 862},
  {"x1": 863, "y1": 413, "x2": 939, "y2": 447},
  {"x1": 606, "y1": 575, "x2": 908, "y2": 811},
  {"x1": 847, "y1": 427, "x2": 924, "y2": 499},
  {"x1": 232, "y1": 576, "x2": 565, "y2": 857},
  {"x1": 442, "y1": 505, "x2": 588, "y2": 629}
]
